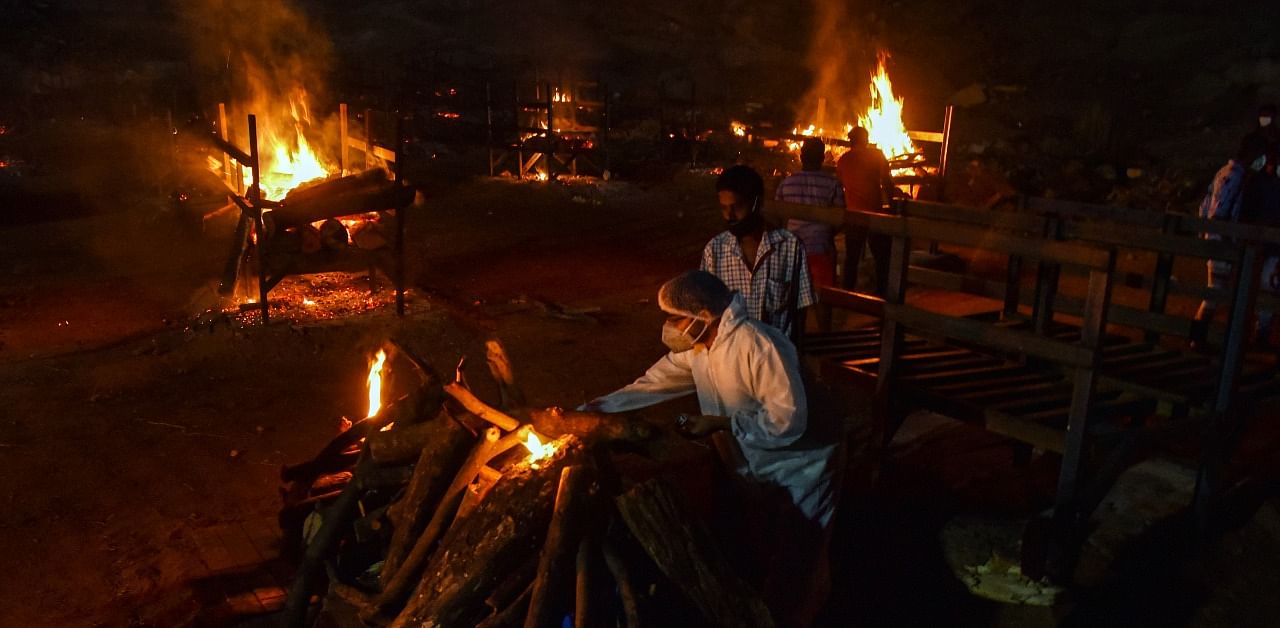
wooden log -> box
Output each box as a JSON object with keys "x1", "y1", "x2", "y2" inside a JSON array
[
  {"x1": 457, "y1": 466, "x2": 503, "y2": 521},
  {"x1": 390, "y1": 436, "x2": 585, "y2": 628},
  {"x1": 573, "y1": 538, "x2": 593, "y2": 628},
  {"x1": 352, "y1": 219, "x2": 390, "y2": 250},
  {"x1": 444, "y1": 381, "x2": 521, "y2": 431},
  {"x1": 614, "y1": 479, "x2": 775, "y2": 628},
  {"x1": 524, "y1": 465, "x2": 594, "y2": 628},
  {"x1": 299, "y1": 224, "x2": 322, "y2": 253},
  {"x1": 370, "y1": 427, "x2": 503, "y2": 619},
  {"x1": 527, "y1": 407, "x2": 655, "y2": 445},
  {"x1": 378, "y1": 413, "x2": 475, "y2": 583},
  {"x1": 280, "y1": 454, "x2": 374, "y2": 628},
  {"x1": 485, "y1": 550, "x2": 541, "y2": 616},
  {"x1": 601, "y1": 539, "x2": 641, "y2": 628},
  {"x1": 366, "y1": 413, "x2": 467, "y2": 467},
  {"x1": 477, "y1": 581, "x2": 534, "y2": 628},
  {"x1": 486, "y1": 338, "x2": 526, "y2": 410},
  {"x1": 272, "y1": 168, "x2": 412, "y2": 228},
  {"x1": 281, "y1": 386, "x2": 433, "y2": 484},
  {"x1": 319, "y1": 218, "x2": 349, "y2": 250}
]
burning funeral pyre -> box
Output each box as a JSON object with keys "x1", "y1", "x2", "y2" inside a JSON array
[{"x1": 276, "y1": 340, "x2": 775, "y2": 628}]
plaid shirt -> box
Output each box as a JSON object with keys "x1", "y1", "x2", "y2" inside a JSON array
[
  {"x1": 776, "y1": 170, "x2": 845, "y2": 255},
  {"x1": 701, "y1": 229, "x2": 815, "y2": 337}
]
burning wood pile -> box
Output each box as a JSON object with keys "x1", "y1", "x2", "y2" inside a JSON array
[{"x1": 277, "y1": 341, "x2": 775, "y2": 628}]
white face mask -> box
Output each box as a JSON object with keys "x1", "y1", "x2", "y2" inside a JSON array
[
  {"x1": 1252, "y1": 155, "x2": 1268, "y2": 172},
  {"x1": 661, "y1": 317, "x2": 710, "y2": 353},
  {"x1": 1261, "y1": 116, "x2": 1274, "y2": 127}
]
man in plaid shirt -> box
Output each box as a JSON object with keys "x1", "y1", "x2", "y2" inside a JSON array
[
  {"x1": 777, "y1": 138, "x2": 844, "y2": 331},
  {"x1": 701, "y1": 165, "x2": 815, "y2": 343}
]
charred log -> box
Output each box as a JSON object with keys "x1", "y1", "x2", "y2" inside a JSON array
[
  {"x1": 614, "y1": 479, "x2": 774, "y2": 628},
  {"x1": 390, "y1": 436, "x2": 586, "y2": 628}
]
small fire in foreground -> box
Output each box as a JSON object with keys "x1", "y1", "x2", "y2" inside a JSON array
[
  {"x1": 524, "y1": 430, "x2": 555, "y2": 464},
  {"x1": 366, "y1": 349, "x2": 387, "y2": 419}
]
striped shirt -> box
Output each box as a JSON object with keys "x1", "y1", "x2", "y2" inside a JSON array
[
  {"x1": 701, "y1": 228, "x2": 815, "y2": 338},
  {"x1": 776, "y1": 170, "x2": 845, "y2": 255},
  {"x1": 1199, "y1": 160, "x2": 1248, "y2": 281}
]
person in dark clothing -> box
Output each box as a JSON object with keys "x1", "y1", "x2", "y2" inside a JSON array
[
  {"x1": 1241, "y1": 146, "x2": 1280, "y2": 345},
  {"x1": 835, "y1": 126, "x2": 896, "y2": 294},
  {"x1": 1245, "y1": 103, "x2": 1280, "y2": 150}
]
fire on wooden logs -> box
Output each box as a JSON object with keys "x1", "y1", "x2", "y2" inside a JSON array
[
  {"x1": 271, "y1": 167, "x2": 414, "y2": 229},
  {"x1": 277, "y1": 341, "x2": 777, "y2": 628}
]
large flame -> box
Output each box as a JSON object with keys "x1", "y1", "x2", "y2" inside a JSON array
[
  {"x1": 856, "y1": 54, "x2": 915, "y2": 160},
  {"x1": 788, "y1": 52, "x2": 917, "y2": 164},
  {"x1": 366, "y1": 349, "x2": 387, "y2": 419},
  {"x1": 245, "y1": 89, "x2": 334, "y2": 201}
]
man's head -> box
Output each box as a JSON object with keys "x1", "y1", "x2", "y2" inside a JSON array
[
  {"x1": 800, "y1": 138, "x2": 826, "y2": 171},
  {"x1": 1260, "y1": 104, "x2": 1276, "y2": 128},
  {"x1": 847, "y1": 126, "x2": 869, "y2": 148},
  {"x1": 658, "y1": 270, "x2": 733, "y2": 352},
  {"x1": 1238, "y1": 133, "x2": 1269, "y2": 170},
  {"x1": 715, "y1": 165, "x2": 765, "y2": 237}
]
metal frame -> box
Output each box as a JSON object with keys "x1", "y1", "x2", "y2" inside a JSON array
[
  {"x1": 209, "y1": 104, "x2": 413, "y2": 323},
  {"x1": 486, "y1": 78, "x2": 609, "y2": 179}
]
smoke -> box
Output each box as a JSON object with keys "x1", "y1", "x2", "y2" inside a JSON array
[
  {"x1": 175, "y1": 0, "x2": 338, "y2": 165},
  {"x1": 795, "y1": 0, "x2": 878, "y2": 129}
]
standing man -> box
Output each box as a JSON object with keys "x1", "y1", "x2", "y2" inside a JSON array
[
  {"x1": 1245, "y1": 103, "x2": 1279, "y2": 150},
  {"x1": 581, "y1": 270, "x2": 839, "y2": 626},
  {"x1": 1195, "y1": 134, "x2": 1269, "y2": 340},
  {"x1": 777, "y1": 138, "x2": 845, "y2": 331},
  {"x1": 836, "y1": 126, "x2": 896, "y2": 294},
  {"x1": 702, "y1": 165, "x2": 815, "y2": 344}
]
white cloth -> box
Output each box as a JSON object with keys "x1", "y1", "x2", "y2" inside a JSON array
[{"x1": 587, "y1": 294, "x2": 837, "y2": 525}]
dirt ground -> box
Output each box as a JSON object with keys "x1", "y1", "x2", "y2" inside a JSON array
[{"x1": 0, "y1": 174, "x2": 1276, "y2": 628}]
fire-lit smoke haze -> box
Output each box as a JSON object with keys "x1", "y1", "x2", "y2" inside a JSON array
[
  {"x1": 796, "y1": 0, "x2": 876, "y2": 132},
  {"x1": 178, "y1": 0, "x2": 339, "y2": 199}
]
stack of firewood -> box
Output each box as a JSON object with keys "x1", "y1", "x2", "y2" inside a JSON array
[{"x1": 276, "y1": 340, "x2": 777, "y2": 628}]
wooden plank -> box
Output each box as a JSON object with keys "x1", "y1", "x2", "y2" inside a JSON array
[
  {"x1": 883, "y1": 302, "x2": 1097, "y2": 368},
  {"x1": 908, "y1": 130, "x2": 945, "y2": 143},
  {"x1": 903, "y1": 200, "x2": 1047, "y2": 233},
  {"x1": 850, "y1": 213, "x2": 1114, "y2": 270},
  {"x1": 955, "y1": 380, "x2": 1070, "y2": 403},
  {"x1": 983, "y1": 410, "x2": 1067, "y2": 453},
  {"x1": 817, "y1": 286, "x2": 885, "y2": 317},
  {"x1": 1061, "y1": 221, "x2": 1240, "y2": 262},
  {"x1": 903, "y1": 355, "x2": 1003, "y2": 374},
  {"x1": 901, "y1": 364, "x2": 1031, "y2": 385},
  {"x1": 1025, "y1": 196, "x2": 1167, "y2": 229},
  {"x1": 931, "y1": 371, "x2": 1059, "y2": 395}
]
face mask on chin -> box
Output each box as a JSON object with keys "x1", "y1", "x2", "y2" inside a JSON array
[{"x1": 661, "y1": 317, "x2": 711, "y2": 353}]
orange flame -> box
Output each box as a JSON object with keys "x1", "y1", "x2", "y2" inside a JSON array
[
  {"x1": 788, "y1": 52, "x2": 917, "y2": 165},
  {"x1": 366, "y1": 350, "x2": 387, "y2": 418},
  {"x1": 857, "y1": 54, "x2": 915, "y2": 160},
  {"x1": 730, "y1": 121, "x2": 747, "y2": 137},
  {"x1": 524, "y1": 430, "x2": 554, "y2": 464}
]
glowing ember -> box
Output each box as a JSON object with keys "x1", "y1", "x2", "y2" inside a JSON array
[
  {"x1": 524, "y1": 430, "x2": 554, "y2": 463},
  {"x1": 302, "y1": 298, "x2": 317, "y2": 306},
  {"x1": 730, "y1": 121, "x2": 747, "y2": 137},
  {"x1": 366, "y1": 350, "x2": 387, "y2": 418}
]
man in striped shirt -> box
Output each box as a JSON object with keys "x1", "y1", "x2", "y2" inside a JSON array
[
  {"x1": 777, "y1": 138, "x2": 845, "y2": 330},
  {"x1": 702, "y1": 165, "x2": 815, "y2": 343},
  {"x1": 1196, "y1": 135, "x2": 1268, "y2": 332}
]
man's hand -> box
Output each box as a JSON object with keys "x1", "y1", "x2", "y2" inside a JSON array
[{"x1": 675, "y1": 414, "x2": 730, "y2": 438}]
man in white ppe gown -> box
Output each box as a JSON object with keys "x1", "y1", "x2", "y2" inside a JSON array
[{"x1": 583, "y1": 270, "x2": 840, "y2": 625}]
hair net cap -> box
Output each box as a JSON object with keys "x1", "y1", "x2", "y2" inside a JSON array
[{"x1": 658, "y1": 270, "x2": 733, "y2": 320}]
